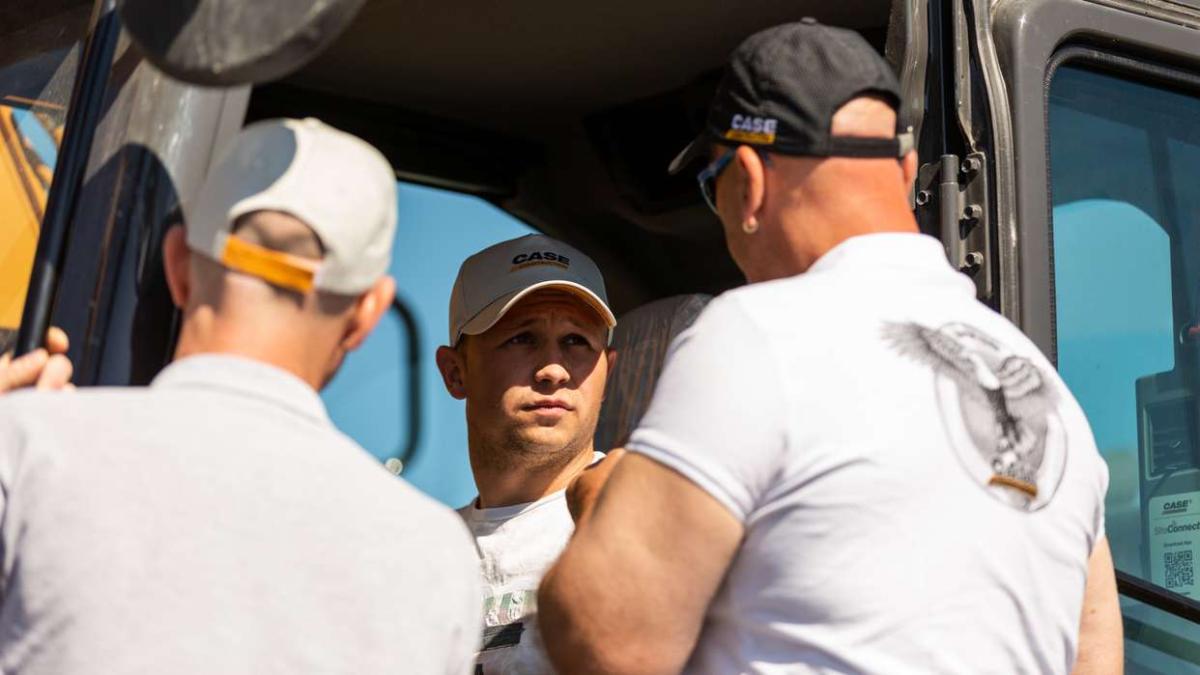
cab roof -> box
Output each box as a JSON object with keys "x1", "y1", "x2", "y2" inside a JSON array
[{"x1": 248, "y1": 0, "x2": 896, "y2": 311}]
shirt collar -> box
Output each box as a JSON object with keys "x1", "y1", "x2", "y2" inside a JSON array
[
  {"x1": 151, "y1": 354, "x2": 331, "y2": 425},
  {"x1": 806, "y1": 232, "x2": 960, "y2": 279},
  {"x1": 461, "y1": 451, "x2": 607, "y2": 520}
]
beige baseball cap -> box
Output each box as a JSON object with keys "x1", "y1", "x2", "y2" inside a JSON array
[
  {"x1": 186, "y1": 117, "x2": 397, "y2": 295},
  {"x1": 449, "y1": 234, "x2": 616, "y2": 345}
]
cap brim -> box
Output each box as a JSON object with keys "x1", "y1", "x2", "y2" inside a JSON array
[
  {"x1": 667, "y1": 135, "x2": 709, "y2": 175},
  {"x1": 456, "y1": 280, "x2": 617, "y2": 344}
]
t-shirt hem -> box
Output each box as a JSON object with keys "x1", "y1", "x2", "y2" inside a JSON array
[{"x1": 627, "y1": 440, "x2": 750, "y2": 523}]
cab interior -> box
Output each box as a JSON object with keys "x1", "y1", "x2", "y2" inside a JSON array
[{"x1": 245, "y1": 0, "x2": 897, "y2": 314}]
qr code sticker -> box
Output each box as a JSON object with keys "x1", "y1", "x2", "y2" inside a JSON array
[{"x1": 1165, "y1": 550, "x2": 1195, "y2": 589}]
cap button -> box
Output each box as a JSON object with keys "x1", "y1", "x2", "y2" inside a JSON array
[{"x1": 801, "y1": 16, "x2": 818, "y2": 24}]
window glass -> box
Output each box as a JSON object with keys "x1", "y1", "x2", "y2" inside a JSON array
[
  {"x1": 320, "y1": 182, "x2": 536, "y2": 508},
  {"x1": 1122, "y1": 595, "x2": 1200, "y2": 673},
  {"x1": 0, "y1": 12, "x2": 87, "y2": 353},
  {"x1": 1050, "y1": 63, "x2": 1200, "y2": 670}
]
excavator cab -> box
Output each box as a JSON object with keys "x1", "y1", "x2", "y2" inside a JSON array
[{"x1": 1, "y1": 0, "x2": 1198, "y2": 668}]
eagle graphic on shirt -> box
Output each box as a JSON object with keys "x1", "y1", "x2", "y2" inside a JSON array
[{"x1": 883, "y1": 321, "x2": 1066, "y2": 510}]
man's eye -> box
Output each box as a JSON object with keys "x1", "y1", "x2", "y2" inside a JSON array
[
  {"x1": 563, "y1": 334, "x2": 594, "y2": 348},
  {"x1": 506, "y1": 332, "x2": 535, "y2": 346}
]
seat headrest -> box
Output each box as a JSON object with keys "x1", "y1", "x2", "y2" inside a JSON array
[{"x1": 594, "y1": 294, "x2": 712, "y2": 451}]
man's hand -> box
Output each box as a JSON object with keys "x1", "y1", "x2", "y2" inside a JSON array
[
  {"x1": 567, "y1": 447, "x2": 626, "y2": 524},
  {"x1": 0, "y1": 327, "x2": 74, "y2": 393}
]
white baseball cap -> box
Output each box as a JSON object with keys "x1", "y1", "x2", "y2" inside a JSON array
[
  {"x1": 449, "y1": 234, "x2": 616, "y2": 345},
  {"x1": 186, "y1": 117, "x2": 397, "y2": 295}
]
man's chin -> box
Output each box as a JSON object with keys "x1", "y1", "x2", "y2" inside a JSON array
[{"x1": 513, "y1": 426, "x2": 580, "y2": 454}]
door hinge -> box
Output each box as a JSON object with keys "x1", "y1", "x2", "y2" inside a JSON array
[{"x1": 915, "y1": 151, "x2": 992, "y2": 302}]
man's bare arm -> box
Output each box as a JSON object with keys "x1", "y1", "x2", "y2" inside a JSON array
[
  {"x1": 539, "y1": 452, "x2": 743, "y2": 675},
  {"x1": 1072, "y1": 537, "x2": 1122, "y2": 675}
]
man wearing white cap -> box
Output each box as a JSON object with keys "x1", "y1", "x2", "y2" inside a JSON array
[
  {"x1": 0, "y1": 118, "x2": 481, "y2": 674},
  {"x1": 435, "y1": 234, "x2": 617, "y2": 674}
]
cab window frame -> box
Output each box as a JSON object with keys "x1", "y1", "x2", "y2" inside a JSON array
[
  {"x1": 1043, "y1": 45, "x2": 1200, "y2": 626},
  {"x1": 993, "y1": 0, "x2": 1200, "y2": 632}
]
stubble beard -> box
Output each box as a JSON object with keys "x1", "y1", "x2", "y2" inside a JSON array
[{"x1": 471, "y1": 422, "x2": 592, "y2": 474}]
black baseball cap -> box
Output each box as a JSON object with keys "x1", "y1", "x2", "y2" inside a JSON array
[{"x1": 668, "y1": 18, "x2": 913, "y2": 174}]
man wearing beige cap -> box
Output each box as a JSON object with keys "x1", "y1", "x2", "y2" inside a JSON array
[
  {"x1": 0, "y1": 118, "x2": 481, "y2": 674},
  {"x1": 435, "y1": 234, "x2": 616, "y2": 674}
]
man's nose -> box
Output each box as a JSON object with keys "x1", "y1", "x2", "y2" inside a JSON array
[{"x1": 534, "y1": 355, "x2": 571, "y2": 388}]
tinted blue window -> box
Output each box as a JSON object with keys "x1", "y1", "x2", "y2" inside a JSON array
[
  {"x1": 321, "y1": 183, "x2": 535, "y2": 508},
  {"x1": 1049, "y1": 64, "x2": 1200, "y2": 671}
]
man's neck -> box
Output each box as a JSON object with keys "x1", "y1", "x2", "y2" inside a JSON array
[
  {"x1": 761, "y1": 180, "x2": 920, "y2": 281},
  {"x1": 174, "y1": 311, "x2": 325, "y2": 390},
  {"x1": 471, "y1": 444, "x2": 595, "y2": 509}
]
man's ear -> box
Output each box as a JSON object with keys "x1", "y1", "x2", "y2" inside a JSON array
[
  {"x1": 599, "y1": 347, "x2": 617, "y2": 402},
  {"x1": 162, "y1": 225, "x2": 191, "y2": 309},
  {"x1": 341, "y1": 275, "x2": 396, "y2": 352},
  {"x1": 435, "y1": 345, "x2": 468, "y2": 400},
  {"x1": 901, "y1": 149, "x2": 918, "y2": 193},
  {"x1": 733, "y1": 145, "x2": 767, "y2": 230}
]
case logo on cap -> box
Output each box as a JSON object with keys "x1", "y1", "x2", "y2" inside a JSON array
[
  {"x1": 725, "y1": 114, "x2": 778, "y2": 145},
  {"x1": 511, "y1": 251, "x2": 570, "y2": 271}
]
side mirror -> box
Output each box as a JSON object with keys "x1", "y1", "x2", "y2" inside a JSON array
[{"x1": 116, "y1": 0, "x2": 368, "y2": 86}]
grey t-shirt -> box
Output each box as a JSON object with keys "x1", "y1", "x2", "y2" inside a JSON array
[{"x1": 0, "y1": 355, "x2": 481, "y2": 674}]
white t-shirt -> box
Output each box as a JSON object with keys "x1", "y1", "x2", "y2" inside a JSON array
[
  {"x1": 458, "y1": 451, "x2": 605, "y2": 675},
  {"x1": 627, "y1": 234, "x2": 1108, "y2": 675}
]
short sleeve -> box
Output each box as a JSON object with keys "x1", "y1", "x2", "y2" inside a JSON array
[
  {"x1": 1093, "y1": 452, "x2": 1110, "y2": 549},
  {"x1": 626, "y1": 295, "x2": 787, "y2": 523}
]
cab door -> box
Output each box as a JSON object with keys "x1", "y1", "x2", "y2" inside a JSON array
[
  {"x1": 928, "y1": 0, "x2": 1200, "y2": 669},
  {"x1": 0, "y1": 0, "x2": 93, "y2": 354}
]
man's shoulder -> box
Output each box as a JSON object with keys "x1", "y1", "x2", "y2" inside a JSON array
[
  {"x1": 0, "y1": 386, "x2": 155, "y2": 429},
  {"x1": 374, "y1": 477, "x2": 475, "y2": 537},
  {"x1": 680, "y1": 282, "x2": 827, "y2": 360},
  {"x1": 455, "y1": 500, "x2": 475, "y2": 520},
  {"x1": 711, "y1": 274, "x2": 840, "y2": 327},
  {"x1": 385, "y1": 482, "x2": 479, "y2": 570}
]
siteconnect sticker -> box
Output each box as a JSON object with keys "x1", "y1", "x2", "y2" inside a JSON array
[{"x1": 1149, "y1": 491, "x2": 1199, "y2": 598}]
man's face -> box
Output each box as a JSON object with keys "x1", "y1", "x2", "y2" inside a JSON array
[{"x1": 455, "y1": 289, "x2": 612, "y2": 468}]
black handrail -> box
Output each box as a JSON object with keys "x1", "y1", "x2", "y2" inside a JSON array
[
  {"x1": 387, "y1": 296, "x2": 423, "y2": 472},
  {"x1": 1116, "y1": 570, "x2": 1200, "y2": 623},
  {"x1": 15, "y1": 0, "x2": 121, "y2": 356}
]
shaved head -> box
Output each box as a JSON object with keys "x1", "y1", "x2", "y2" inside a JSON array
[
  {"x1": 165, "y1": 208, "x2": 393, "y2": 390},
  {"x1": 708, "y1": 94, "x2": 919, "y2": 280},
  {"x1": 830, "y1": 95, "x2": 898, "y2": 138},
  {"x1": 190, "y1": 210, "x2": 354, "y2": 317}
]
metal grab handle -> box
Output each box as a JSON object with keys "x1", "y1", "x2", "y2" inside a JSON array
[
  {"x1": 15, "y1": 1, "x2": 121, "y2": 356},
  {"x1": 1116, "y1": 569, "x2": 1200, "y2": 623},
  {"x1": 383, "y1": 296, "x2": 422, "y2": 474}
]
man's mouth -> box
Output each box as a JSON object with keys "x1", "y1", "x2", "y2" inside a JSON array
[{"x1": 524, "y1": 399, "x2": 574, "y2": 412}]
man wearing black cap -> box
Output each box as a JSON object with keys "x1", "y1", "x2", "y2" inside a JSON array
[{"x1": 538, "y1": 20, "x2": 1121, "y2": 674}]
